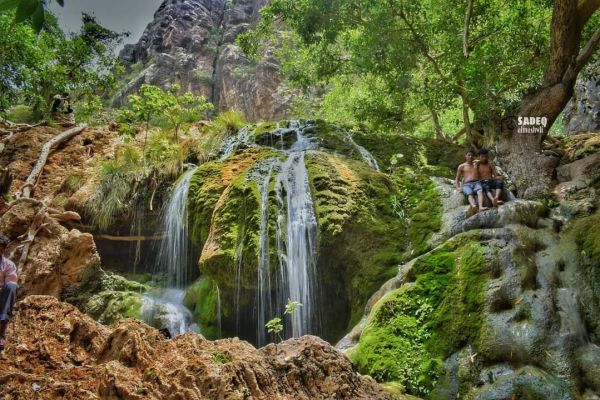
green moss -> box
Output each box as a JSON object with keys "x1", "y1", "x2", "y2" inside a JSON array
[
  {"x1": 351, "y1": 238, "x2": 489, "y2": 397},
  {"x1": 184, "y1": 276, "x2": 222, "y2": 339}
]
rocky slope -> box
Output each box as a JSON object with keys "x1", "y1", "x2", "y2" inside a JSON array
[
  {"x1": 0, "y1": 296, "x2": 392, "y2": 399},
  {"x1": 117, "y1": 0, "x2": 293, "y2": 121},
  {"x1": 338, "y1": 134, "x2": 600, "y2": 399}
]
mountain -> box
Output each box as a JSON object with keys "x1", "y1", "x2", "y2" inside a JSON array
[{"x1": 116, "y1": 0, "x2": 293, "y2": 121}]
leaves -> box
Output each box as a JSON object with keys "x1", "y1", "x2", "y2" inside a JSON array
[{"x1": 0, "y1": 0, "x2": 64, "y2": 32}]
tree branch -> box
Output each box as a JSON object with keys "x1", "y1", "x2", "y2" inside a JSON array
[
  {"x1": 577, "y1": 0, "x2": 600, "y2": 26},
  {"x1": 463, "y1": 0, "x2": 474, "y2": 58},
  {"x1": 571, "y1": 27, "x2": 600, "y2": 77}
]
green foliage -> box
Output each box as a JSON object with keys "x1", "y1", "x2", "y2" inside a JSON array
[
  {"x1": 211, "y1": 352, "x2": 232, "y2": 364},
  {"x1": 74, "y1": 94, "x2": 103, "y2": 124},
  {"x1": 163, "y1": 84, "x2": 214, "y2": 139},
  {"x1": 244, "y1": 0, "x2": 553, "y2": 135},
  {"x1": 5, "y1": 104, "x2": 37, "y2": 123},
  {"x1": 86, "y1": 146, "x2": 143, "y2": 229},
  {"x1": 0, "y1": 0, "x2": 63, "y2": 32},
  {"x1": 351, "y1": 239, "x2": 489, "y2": 397},
  {"x1": 266, "y1": 299, "x2": 303, "y2": 342},
  {"x1": 209, "y1": 110, "x2": 247, "y2": 136},
  {"x1": 0, "y1": 11, "x2": 125, "y2": 114},
  {"x1": 265, "y1": 317, "x2": 283, "y2": 336}
]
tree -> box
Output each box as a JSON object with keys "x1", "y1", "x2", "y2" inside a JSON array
[
  {"x1": 243, "y1": 0, "x2": 600, "y2": 198},
  {"x1": 163, "y1": 84, "x2": 213, "y2": 141},
  {"x1": 497, "y1": 0, "x2": 600, "y2": 198},
  {"x1": 0, "y1": 11, "x2": 126, "y2": 115},
  {"x1": 119, "y1": 84, "x2": 172, "y2": 165},
  {"x1": 0, "y1": 0, "x2": 64, "y2": 32}
]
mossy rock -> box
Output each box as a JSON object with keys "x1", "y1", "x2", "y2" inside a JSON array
[
  {"x1": 184, "y1": 276, "x2": 222, "y2": 339},
  {"x1": 350, "y1": 236, "x2": 490, "y2": 397},
  {"x1": 62, "y1": 266, "x2": 150, "y2": 325},
  {"x1": 186, "y1": 120, "x2": 445, "y2": 343}
]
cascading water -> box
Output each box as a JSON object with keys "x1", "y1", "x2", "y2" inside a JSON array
[
  {"x1": 275, "y1": 147, "x2": 320, "y2": 339},
  {"x1": 222, "y1": 120, "x2": 379, "y2": 345},
  {"x1": 142, "y1": 168, "x2": 199, "y2": 336},
  {"x1": 337, "y1": 127, "x2": 380, "y2": 171}
]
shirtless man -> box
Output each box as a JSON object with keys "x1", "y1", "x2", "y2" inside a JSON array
[
  {"x1": 477, "y1": 148, "x2": 504, "y2": 207},
  {"x1": 455, "y1": 150, "x2": 488, "y2": 213}
]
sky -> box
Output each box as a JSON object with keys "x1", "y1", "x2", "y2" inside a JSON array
[{"x1": 49, "y1": 0, "x2": 164, "y2": 51}]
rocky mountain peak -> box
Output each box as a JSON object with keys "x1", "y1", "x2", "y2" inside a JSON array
[{"x1": 116, "y1": 0, "x2": 292, "y2": 121}]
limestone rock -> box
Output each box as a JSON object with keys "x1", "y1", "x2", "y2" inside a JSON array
[
  {"x1": 116, "y1": 0, "x2": 293, "y2": 121},
  {"x1": 563, "y1": 78, "x2": 600, "y2": 135},
  {"x1": 0, "y1": 296, "x2": 392, "y2": 399},
  {"x1": 0, "y1": 198, "x2": 100, "y2": 298}
]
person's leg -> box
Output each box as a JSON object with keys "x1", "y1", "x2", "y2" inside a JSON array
[
  {"x1": 463, "y1": 183, "x2": 478, "y2": 212},
  {"x1": 494, "y1": 180, "x2": 504, "y2": 204},
  {"x1": 0, "y1": 282, "x2": 17, "y2": 344},
  {"x1": 476, "y1": 183, "x2": 489, "y2": 211}
]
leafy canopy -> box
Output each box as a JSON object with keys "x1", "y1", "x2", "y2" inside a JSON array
[{"x1": 241, "y1": 0, "x2": 552, "y2": 135}]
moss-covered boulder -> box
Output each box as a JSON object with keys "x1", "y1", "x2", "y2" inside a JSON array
[
  {"x1": 185, "y1": 120, "x2": 445, "y2": 343},
  {"x1": 63, "y1": 266, "x2": 149, "y2": 325}
]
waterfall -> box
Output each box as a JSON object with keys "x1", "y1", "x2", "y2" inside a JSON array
[
  {"x1": 251, "y1": 122, "x2": 320, "y2": 345},
  {"x1": 142, "y1": 168, "x2": 198, "y2": 336},
  {"x1": 337, "y1": 127, "x2": 380, "y2": 171},
  {"x1": 275, "y1": 148, "x2": 320, "y2": 338},
  {"x1": 157, "y1": 168, "x2": 197, "y2": 289}
]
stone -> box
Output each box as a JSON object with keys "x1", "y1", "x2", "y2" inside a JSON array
[
  {"x1": 115, "y1": 0, "x2": 294, "y2": 121},
  {"x1": 0, "y1": 296, "x2": 392, "y2": 399}
]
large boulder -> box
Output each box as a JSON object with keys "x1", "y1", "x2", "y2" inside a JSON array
[{"x1": 0, "y1": 198, "x2": 100, "y2": 298}]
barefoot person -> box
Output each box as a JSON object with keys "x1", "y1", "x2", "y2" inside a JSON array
[
  {"x1": 0, "y1": 235, "x2": 17, "y2": 353},
  {"x1": 455, "y1": 150, "x2": 488, "y2": 213},
  {"x1": 477, "y1": 148, "x2": 504, "y2": 207}
]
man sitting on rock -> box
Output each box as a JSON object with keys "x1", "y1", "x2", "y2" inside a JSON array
[
  {"x1": 456, "y1": 150, "x2": 488, "y2": 214},
  {"x1": 0, "y1": 235, "x2": 17, "y2": 353},
  {"x1": 476, "y1": 148, "x2": 504, "y2": 207}
]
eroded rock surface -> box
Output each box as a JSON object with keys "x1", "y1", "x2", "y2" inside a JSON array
[
  {"x1": 0, "y1": 198, "x2": 100, "y2": 298},
  {"x1": 0, "y1": 296, "x2": 392, "y2": 400}
]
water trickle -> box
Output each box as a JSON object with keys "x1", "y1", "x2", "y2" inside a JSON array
[
  {"x1": 157, "y1": 168, "x2": 197, "y2": 289},
  {"x1": 141, "y1": 288, "x2": 197, "y2": 336},
  {"x1": 337, "y1": 127, "x2": 380, "y2": 171},
  {"x1": 256, "y1": 163, "x2": 275, "y2": 345}
]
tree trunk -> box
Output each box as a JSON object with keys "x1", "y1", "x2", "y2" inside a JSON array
[
  {"x1": 496, "y1": 0, "x2": 600, "y2": 198},
  {"x1": 20, "y1": 124, "x2": 87, "y2": 198}
]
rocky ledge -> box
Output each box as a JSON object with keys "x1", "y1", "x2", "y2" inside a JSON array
[{"x1": 0, "y1": 296, "x2": 392, "y2": 399}]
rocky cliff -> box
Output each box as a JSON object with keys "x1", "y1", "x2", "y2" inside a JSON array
[{"x1": 116, "y1": 0, "x2": 293, "y2": 121}]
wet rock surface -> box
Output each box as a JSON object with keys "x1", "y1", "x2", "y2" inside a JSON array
[
  {"x1": 0, "y1": 296, "x2": 392, "y2": 399},
  {"x1": 339, "y1": 147, "x2": 600, "y2": 398}
]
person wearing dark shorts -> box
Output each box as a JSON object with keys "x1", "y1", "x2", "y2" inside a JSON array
[
  {"x1": 477, "y1": 149, "x2": 504, "y2": 206},
  {"x1": 0, "y1": 235, "x2": 17, "y2": 353}
]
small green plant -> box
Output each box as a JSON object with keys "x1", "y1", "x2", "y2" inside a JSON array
[
  {"x1": 265, "y1": 317, "x2": 284, "y2": 342},
  {"x1": 211, "y1": 351, "x2": 232, "y2": 364},
  {"x1": 265, "y1": 299, "x2": 303, "y2": 344}
]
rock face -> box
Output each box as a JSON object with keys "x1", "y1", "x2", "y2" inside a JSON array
[
  {"x1": 0, "y1": 198, "x2": 100, "y2": 298},
  {"x1": 563, "y1": 79, "x2": 600, "y2": 135},
  {"x1": 117, "y1": 0, "x2": 293, "y2": 121},
  {"x1": 0, "y1": 296, "x2": 392, "y2": 399},
  {"x1": 340, "y1": 140, "x2": 600, "y2": 399}
]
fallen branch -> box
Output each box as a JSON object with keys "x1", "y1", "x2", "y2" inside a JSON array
[
  {"x1": 16, "y1": 205, "x2": 50, "y2": 271},
  {"x1": 94, "y1": 234, "x2": 164, "y2": 242},
  {"x1": 20, "y1": 124, "x2": 87, "y2": 198}
]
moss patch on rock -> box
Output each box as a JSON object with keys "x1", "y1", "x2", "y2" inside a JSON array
[
  {"x1": 350, "y1": 237, "x2": 489, "y2": 397},
  {"x1": 63, "y1": 266, "x2": 149, "y2": 325},
  {"x1": 184, "y1": 276, "x2": 221, "y2": 339}
]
